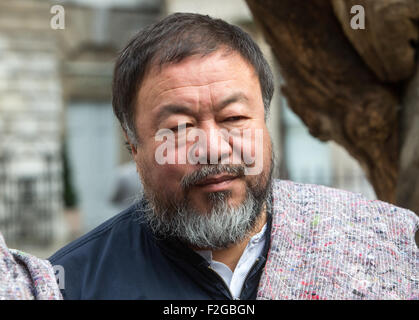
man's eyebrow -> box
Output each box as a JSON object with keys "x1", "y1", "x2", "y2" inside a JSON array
[
  {"x1": 217, "y1": 92, "x2": 249, "y2": 110},
  {"x1": 155, "y1": 104, "x2": 196, "y2": 124}
]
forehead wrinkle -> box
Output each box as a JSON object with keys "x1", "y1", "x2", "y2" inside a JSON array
[
  {"x1": 149, "y1": 79, "x2": 239, "y2": 118},
  {"x1": 153, "y1": 78, "x2": 235, "y2": 97},
  {"x1": 142, "y1": 49, "x2": 257, "y2": 99}
]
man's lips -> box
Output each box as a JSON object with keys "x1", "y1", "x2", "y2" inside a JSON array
[
  {"x1": 192, "y1": 174, "x2": 240, "y2": 192},
  {"x1": 195, "y1": 174, "x2": 238, "y2": 187}
]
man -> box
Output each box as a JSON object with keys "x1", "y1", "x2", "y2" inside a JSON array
[{"x1": 49, "y1": 13, "x2": 419, "y2": 300}]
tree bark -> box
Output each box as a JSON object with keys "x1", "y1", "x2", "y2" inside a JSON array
[
  {"x1": 332, "y1": 0, "x2": 419, "y2": 82},
  {"x1": 330, "y1": 0, "x2": 419, "y2": 217},
  {"x1": 397, "y1": 62, "x2": 419, "y2": 246},
  {"x1": 397, "y1": 63, "x2": 419, "y2": 215},
  {"x1": 246, "y1": 0, "x2": 401, "y2": 204}
]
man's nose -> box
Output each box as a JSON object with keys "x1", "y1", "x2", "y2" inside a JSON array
[{"x1": 194, "y1": 122, "x2": 233, "y2": 165}]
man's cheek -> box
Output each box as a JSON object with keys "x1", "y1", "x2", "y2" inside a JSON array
[
  {"x1": 154, "y1": 130, "x2": 178, "y2": 165},
  {"x1": 155, "y1": 164, "x2": 182, "y2": 184},
  {"x1": 154, "y1": 131, "x2": 196, "y2": 166},
  {"x1": 241, "y1": 128, "x2": 264, "y2": 176}
]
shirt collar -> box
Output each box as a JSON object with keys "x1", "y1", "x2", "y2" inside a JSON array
[{"x1": 194, "y1": 223, "x2": 268, "y2": 263}]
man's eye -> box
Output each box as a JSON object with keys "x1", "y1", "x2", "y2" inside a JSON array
[
  {"x1": 170, "y1": 123, "x2": 193, "y2": 132},
  {"x1": 225, "y1": 116, "x2": 246, "y2": 122}
]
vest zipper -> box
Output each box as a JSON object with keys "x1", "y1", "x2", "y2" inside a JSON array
[
  {"x1": 207, "y1": 265, "x2": 236, "y2": 300},
  {"x1": 207, "y1": 256, "x2": 262, "y2": 300},
  {"x1": 238, "y1": 257, "x2": 260, "y2": 300}
]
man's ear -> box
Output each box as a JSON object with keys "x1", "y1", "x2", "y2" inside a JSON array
[{"x1": 122, "y1": 130, "x2": 138, "y2": 156}]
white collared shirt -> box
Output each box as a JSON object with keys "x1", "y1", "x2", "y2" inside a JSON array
[{"x1": 195, "y1": 223, "x2": 267, "y2": 299}]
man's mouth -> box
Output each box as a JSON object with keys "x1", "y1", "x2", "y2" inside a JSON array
[{"x1": 195, "y1": 174, "x2": 239, "y2": 192}]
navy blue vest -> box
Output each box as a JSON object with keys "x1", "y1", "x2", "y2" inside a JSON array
[{"x1": 49, "y1": 200, "x2": 272, "y2": 300}]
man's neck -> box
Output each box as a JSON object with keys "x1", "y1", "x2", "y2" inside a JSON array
[{"x1": 210, "y1": 207, "x2": 267, "y2": 272}]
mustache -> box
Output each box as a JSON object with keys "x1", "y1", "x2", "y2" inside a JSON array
[{"x1": 180, "y1": 164, "x2": 246, "y2": 190}]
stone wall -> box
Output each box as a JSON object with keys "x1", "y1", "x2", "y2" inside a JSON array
[
  {"x1": 0, "y1": 0, "x2": 163, "y2": 247},
  {"x1": 0, "y1": 0, "x2": 63, "y2": 246}
]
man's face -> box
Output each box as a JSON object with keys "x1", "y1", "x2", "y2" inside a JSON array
[{"x1": 130, "y1": 49, "x2": 273, "y2": 247}]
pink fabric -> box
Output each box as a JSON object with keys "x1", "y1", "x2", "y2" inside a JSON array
[
  {"x1": 257, "y1": 180, "x2": 419, "y2": 300},
  {"x1": 0, "y1": 233, "x2": 62, "y2": 300}
]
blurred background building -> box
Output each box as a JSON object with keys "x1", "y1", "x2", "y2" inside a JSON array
[{"x1": 0, "y1": 0, "x2": 375, "y2": 258}]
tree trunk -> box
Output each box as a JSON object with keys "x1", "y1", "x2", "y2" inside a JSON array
[
  {"x1": 398, "y1": 63, "x2": 419, "y2": 245},
  {"x1": 397, "y1": 63, "x2": 419, "y2": 216},
  {"x1": 246, "y1": 0, "x2": 419, "y2": 216}
]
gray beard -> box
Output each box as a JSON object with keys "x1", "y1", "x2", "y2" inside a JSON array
[{"x1": 141, "y1": 185, "x2": 271, "y2": 250}]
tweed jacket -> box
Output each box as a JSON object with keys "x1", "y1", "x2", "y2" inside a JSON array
[
  {"x1": 257, "y1": 180, "x2": 419, "y2": 300},
  {"x1": 0, "y1": 233, "x2": 62, "y2": 300}
]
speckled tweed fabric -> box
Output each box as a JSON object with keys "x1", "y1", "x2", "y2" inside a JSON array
[
  {"x1": 0, "y1": 233, "x2": 62, "y2": 300},
  {"x1": 257, "y1": 180, "x2": 419, "y2": 300}
]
